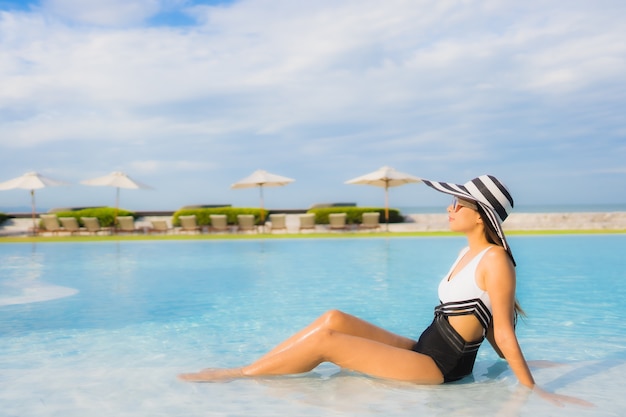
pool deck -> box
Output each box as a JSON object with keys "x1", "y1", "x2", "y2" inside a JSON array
[{"x1": 1, "y1": 211, "x2": 626, "y2": 237}]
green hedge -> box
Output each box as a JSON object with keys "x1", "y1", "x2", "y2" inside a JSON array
[
  {"x1": 52, "y1": 207, "x2": 136, "y2": 228},
  {"x1": 0, "y1": 212, "x2": 7, "y2": 226},
  {"x1": 172, "y1": 207, "x2": 268, "y2": 226},
  {"x1": 307, "y1": 207, "x2": 403, "y2": 224}
]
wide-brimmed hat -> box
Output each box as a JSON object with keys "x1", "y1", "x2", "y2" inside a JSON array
[{"x1": 421, "y1": 174, "x2": 515, "y2": 263}]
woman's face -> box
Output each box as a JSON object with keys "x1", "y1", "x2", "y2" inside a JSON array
[{"x1": 447, "y1": 197, "x2": 481, "y2": 232}]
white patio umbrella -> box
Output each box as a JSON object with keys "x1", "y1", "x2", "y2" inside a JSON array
[
  {"x1": 80, "y1": 171, "x2": 152, "y2": 223},
  {"x1": 231, "y1": 169, "x2": 295, "y2": 222},
  {"x1": 0, "y1": 171, "x2": 69, "y2": 233},
  {"x1": 345, "y1": 166, "x2": 422, "y2": 229}
]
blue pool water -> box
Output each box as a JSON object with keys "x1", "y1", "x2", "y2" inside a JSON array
[{"x1": 1, "y1": 235, "x2": 625, "y2": 416}]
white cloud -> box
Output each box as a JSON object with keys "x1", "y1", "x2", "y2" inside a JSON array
[
  {"x1": 1, "y1": 0, "x2": 625, "y2": 209},
  {"x1": 130, "y1": 159, "x2": 217, "y2": 174}
]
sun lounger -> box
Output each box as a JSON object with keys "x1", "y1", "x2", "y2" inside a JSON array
[
  {"x1": 299, "y1": 213, "x2": 316, "y2": 232},
  {"x1": 149, "y1": 220, "x2": 171, "y2": 234},
  {"x1": 236, "y1": 214, "x2": 256, "y2": 233},
  {"x1": 179, "y1": 215, "x2": 202, "y2": 233},
  {"x1": 40, "y1": 214, "x2": 62, "y2": 235},
  {"x1": 359, "y1": 212, "x2": 381, "y2": 231},
  {"x1": 209, "y1": 214, "x2": 229, "y2": 233},
  {"x1": 59, "y1": 217, "x2": 82, "y2": 235},
  {"x1": 328, "y1": 213, "x2": 348, "y2": 231},
  {"x1": 269, "y1": 213, "x2": 287, "y2": 233},
  {"x1": 116, "y1": 216, "x2": 141, "y2": 234},
  {"x1": 81, "y1": 217, "x2": 110, "y2": 235}
]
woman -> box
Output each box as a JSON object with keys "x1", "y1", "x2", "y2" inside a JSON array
[{"x1": 179, "y1": 175, "x2": 588, "y2": 406}]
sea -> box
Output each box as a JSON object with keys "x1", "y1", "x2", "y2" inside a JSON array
[
  {"x1": 3, "y1": 204, "x2": 626, "y2": 215},
  {"x1": 398, "y1": 204, "x2": 626, "y2": 214}
]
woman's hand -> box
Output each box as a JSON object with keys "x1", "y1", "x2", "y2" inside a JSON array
[{"x1": 532, "y1": 385, "x2": 595, "y2": 408}]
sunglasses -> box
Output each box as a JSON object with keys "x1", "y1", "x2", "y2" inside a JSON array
[{"x1": 452, "y1": 197, "x2": 478, "y2": 211}]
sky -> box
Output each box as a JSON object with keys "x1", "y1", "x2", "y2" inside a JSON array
[{"x1": 1, "y1": 0, "x2": 625, "y2": 213}]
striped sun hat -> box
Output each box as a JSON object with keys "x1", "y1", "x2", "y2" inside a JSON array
[{"x1": 421, "y1": 174, "x2": 515, "y2": 263}]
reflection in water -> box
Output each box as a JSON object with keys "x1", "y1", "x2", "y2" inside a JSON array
[
  {"x1": 101, "y1": 241, "x2": 140, "y2": 296},
  {"x1": 0, "y1": 244, "x2": 78, "y2": 306}
]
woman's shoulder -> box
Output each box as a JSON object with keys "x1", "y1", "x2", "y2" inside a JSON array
[
  {"x1": 485, "y1": 245, "x2": 507, "y2": 257},
  {"x1": 476, "y1": 246, "x2": 514, "y2": 293},
  {"x1": 482, "y1": 246, "x2": 515, "y2": 271}
]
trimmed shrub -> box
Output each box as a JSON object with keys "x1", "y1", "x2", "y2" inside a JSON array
[
  {"x1": 307, "y1": 207, "x2": 403, "y2": 224},
  {"x1": 0, "y1": 212, "x2": 7, "y2": 226},
  {"x1": 52, "y1": 207, "x2": 136, "y2": 228},
  {"x1": 172, "y1": 207, "x2": 268, "y2": 226}
]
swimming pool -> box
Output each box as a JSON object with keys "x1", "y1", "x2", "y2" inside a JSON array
[{"x1": 1, "y1": 235, "x2": 624, "y2": 416}]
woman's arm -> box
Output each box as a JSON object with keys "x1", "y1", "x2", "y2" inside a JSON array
[
  {"x1": 482, "y1": 248, "x2": 535, "y2": 388},
  {"x1": 482, "y1": 249, "x2": 594, "y2": 407},
  {"x1": 485, "y1": 323, "x2": 504, "y2": 359}
]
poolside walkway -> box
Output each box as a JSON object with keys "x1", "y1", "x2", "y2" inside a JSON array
[{"x1": 1, "y1": 212, "x2": 626, "y2": 237}]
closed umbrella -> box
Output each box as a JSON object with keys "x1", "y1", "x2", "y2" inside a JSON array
[
  {"x1": 80, "y1": 171, "x2": 152, "y2": 224},
  {"x1": 0, "y1": 171, "x2": 69, "y2": 234},
  {"x1": 345, "y1": 166, "x2": 421, "y2": 229},
  {"x1": 231, "y1": 169, "x2": 295, "y2": 223}
]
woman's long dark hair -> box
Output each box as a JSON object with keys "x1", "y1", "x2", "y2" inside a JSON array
[{"x1": 476, "y1": 206, "x2": 526, "y2": 321}]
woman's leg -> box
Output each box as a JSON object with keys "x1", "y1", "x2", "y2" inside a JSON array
[
  {"x1": 179, "y1": 310, "x2": 442, "y2": 383},
  {"x1": 179, "y1": 326, "x2": 442, "y2": 383},
  {"x1": 261, "y1": 309, "x2": 416, "y2": 359}
]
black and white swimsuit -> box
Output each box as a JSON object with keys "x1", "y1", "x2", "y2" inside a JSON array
[{"x1": 412, "y1": 246, "x2": 494, "y2": 382}]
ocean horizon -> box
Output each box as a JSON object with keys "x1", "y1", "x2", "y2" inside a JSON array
[
  {"x1": 2, "y1": 203, "x2": 626, "y2": 215},
  {"x1": 398, "y1": 203, "x2": 626, "y2": 214}
]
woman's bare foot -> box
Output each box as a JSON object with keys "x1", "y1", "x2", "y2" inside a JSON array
[{"x1": 178, "y1": 368, "x2": 244, "y2": 382}]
